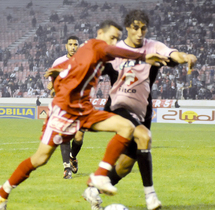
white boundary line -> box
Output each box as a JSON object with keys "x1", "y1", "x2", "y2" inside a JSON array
[{"x1": 0, "y1": 141, "x2": 39, "y2": 145}]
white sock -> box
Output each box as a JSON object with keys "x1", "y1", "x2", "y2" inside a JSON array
[
  {"x1": 99, "y1": 161, "x2": 112, "y2": 171},
  {"x1": 2, "y1": 181, "x2": 13, "y2": 194},
  {"x1": 63, "y1": 162, "x2": 70, "y2": 169},
  {"x1": 144, "y1": 186, "x2": 155, "y2": 197}
]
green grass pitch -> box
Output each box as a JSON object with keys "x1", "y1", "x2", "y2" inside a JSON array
[{"x1": 0, "y1": 119, "x2": 214, "y2": 210}]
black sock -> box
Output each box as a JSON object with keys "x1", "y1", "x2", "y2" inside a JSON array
[
  {"x1": 71, "y1": 140, "x2": 83, "y2": 158},
  {"x1": 60, "y1": 141, "x2": 71, "y2": 164},
  {"x1": 136, "y1": 150, "x2": 153, "y2": 187},
  {"x1": 108, "y1": 165, "x2": 122, "y2": 185}
]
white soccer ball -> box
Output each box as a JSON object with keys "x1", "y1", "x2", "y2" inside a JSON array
[{"x1": 104, "y1": 204, "x2": 129, "y2": 210}]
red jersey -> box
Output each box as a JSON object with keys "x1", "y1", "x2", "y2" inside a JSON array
[{"x1": 51, "y1": 39, "x2": 146, "y2": 116}]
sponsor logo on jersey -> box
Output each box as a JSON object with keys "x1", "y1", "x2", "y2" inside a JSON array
[
  {"x1": 118, "y1": 87, "x2": 136, "y2": 93},
  {"x1": 119, "y1": 60, "x2": 145, "y2": 70},
  {"x1": 118, "y1": 69, "x2": 138, "y2": 93},
  {"x1": 122, "y1": 70, "x2": 138, "y2": 86}
]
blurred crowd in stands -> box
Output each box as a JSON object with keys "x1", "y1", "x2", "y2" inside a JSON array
[{"x1": 0, "y1": 0, "x2": 215, "y2": 100}]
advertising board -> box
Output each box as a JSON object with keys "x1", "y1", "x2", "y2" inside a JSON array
[
  {"x1": 0, "y1": 106, "x2": 36, "y2": 119},
  {"x1": 157, "y1": 108, "x2": 215, "y2": 124}
]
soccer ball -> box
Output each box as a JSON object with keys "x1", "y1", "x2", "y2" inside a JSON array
[{"x1": 104, "y1": 204, "x2": 129, "y2": 210}]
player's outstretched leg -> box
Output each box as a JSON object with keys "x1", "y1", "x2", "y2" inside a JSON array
[
  {"x1": 0, "y1": 158, "x2": 36, "y2": 210},
  {"x1": 88, "y1": 133, "x2": 132, "y2": 196},
  {"x1": 0, "y1": 142, "x2": 56, "y2": 209},
  {"x1": 88, "y1": 115, "x2": 135, "y2": 195}
]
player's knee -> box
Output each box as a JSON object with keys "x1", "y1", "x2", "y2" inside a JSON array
[
  {"x1": 140, "y1": 130, "x2": 151, "y2": 148},
  {"x1": 135, "y1": 129, "x2": 151, "y2": 149},
  {"x1": 31, "y1": 155, "x2": 50, "y2": 168},
  {"x1": 142, "y1": 129, "x2": 151, "y2": 143},
  {"x1": 38, "y1": 159, "x2": 48, "y2": 167},
  {"x1": 74, "y1": 131, "x2": 84, "y2": 143},
  {"x1": 74, "y1": 137, "x2": 83, "y2": 144}
]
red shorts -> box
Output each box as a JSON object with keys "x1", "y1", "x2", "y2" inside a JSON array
[{"x1": 40, "y1": 105, "x2": 115, "y2": 146}]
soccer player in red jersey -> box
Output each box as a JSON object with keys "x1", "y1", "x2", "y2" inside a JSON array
[{"x1": 0, "y1": 20, "x2": 169, "y2": 209}]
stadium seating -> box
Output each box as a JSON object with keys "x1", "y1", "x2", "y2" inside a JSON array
[{"x1": 0, "y1": 0, "x2": 214, "y2": 99}]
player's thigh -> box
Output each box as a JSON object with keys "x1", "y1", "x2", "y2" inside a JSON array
[
  {"x1": 133, "y1": 124, "x2": 151, "y2": 149},
  {"x1": 91, "y1": 115, "x2": 134, "y2": 139},
  {"x1": 31, "y1": 141, "x2": 57, "y2": 168}
]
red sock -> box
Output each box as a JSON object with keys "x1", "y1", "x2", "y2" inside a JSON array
[
  {"x1": 0, "y1": 158, "x2": 35, "y2": 199},
  {"x1": 0, "y1": 187, "x2": 9, "y2": 199},
  {"x1": 8, "y1": 157, "x2": 36, "y2": 186},
  {"x1": 94, "y1": 134, "x2": 130, "y2": 176}
]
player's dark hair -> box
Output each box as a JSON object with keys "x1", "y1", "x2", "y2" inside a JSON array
[
  {"x1": 124, "y1": 10, "x2": 149, "y2": 27},
  {"x1": 67, "y1": 35, "x2": 79, "y2": 43},
  {"x1": 99, "y1": 20, "x2": 123, "y2": 32}
]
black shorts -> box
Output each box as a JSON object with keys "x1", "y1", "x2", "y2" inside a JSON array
[{"x1": 104, "y1": 97, "x2": 152, "y2": 159}]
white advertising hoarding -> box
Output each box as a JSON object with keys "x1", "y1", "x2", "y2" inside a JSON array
[{"x1": 157, "y1": 108, "x2": 215, "y2": 124}]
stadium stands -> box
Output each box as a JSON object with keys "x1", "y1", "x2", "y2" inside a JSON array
[{"x1": 0, "y1": 0, "x2": 215, "y2": 99}]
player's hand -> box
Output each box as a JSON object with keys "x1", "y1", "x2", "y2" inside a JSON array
[
  {"x1": 44, "y1": 68, "x2": 63, "y2": 78},
  {"x1": 145, "y1": 54, "x2": 169, "y2": 67},
  {"x1": 185, "y1": 54, "x2": 197, "y2": 70},
  {"x1": 170, "y1": 52, "x2": 197, "y2": 69},
  {"x1": 47, "y1": 81, "x2": 53, "y2": 90},
  {"x1": 46, "y1": 81, "x2": 55, "y2": 98}
]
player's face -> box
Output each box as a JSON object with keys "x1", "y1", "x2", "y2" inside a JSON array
[
  {"x1": 98, "y1": 26, "x2": 122, "y2": 46},
  {"x1": 125, "y1": 20, "x2": 147, "y2": 48},
  {"x1": 65, "y1": 39, "x2": 79, "y2": 57}
]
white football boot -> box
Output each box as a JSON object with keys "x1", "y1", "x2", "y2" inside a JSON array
[
  {"x1": 145, "y1": 193, "x2": 162, "y2": 210},
  {"x1": 0, "y1": 196, "x2": 7, "y2": 210},
  {"x1": 89, "y1": 173, "x2": 117, "y2": 196},
  {"x1": 83, "y1": 187, "x2": 103, "y2": 210}
]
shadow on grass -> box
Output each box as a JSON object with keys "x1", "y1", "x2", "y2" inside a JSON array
[
  {"x1": 153, "y1": 146, "x2": 178, "y2": 149},
  {"x1": 72, "y1": 173, "x2": 89, "y2": 178},
  {"x1": 129, "y1": 204, "x2": 215, "y2": 210}
]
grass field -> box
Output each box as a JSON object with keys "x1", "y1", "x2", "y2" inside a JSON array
[{"x1": 0, "y1": 119, "x2": 214, "y2": 210}]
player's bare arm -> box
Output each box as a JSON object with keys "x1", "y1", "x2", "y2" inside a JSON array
[
  {"x1": 145, "y1": 53, "x2": 169, "y2": 67},
  {"x1": 170, "y1": 51, "x2": 197, "y2": 69},
  {"x1": 105, "y1": 45, "x2": 169, "y2": 67}
]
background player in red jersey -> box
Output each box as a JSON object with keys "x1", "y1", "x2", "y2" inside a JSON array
[
  {"x1": 50, "y1": 35, "x2": 84, "y2": 179},
  {"x1": 0, "y1": 20, "x2": 169, "y2": 209},
  {"x1": 83, "y1": 10, "x2": 197, "y2": 210}
]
